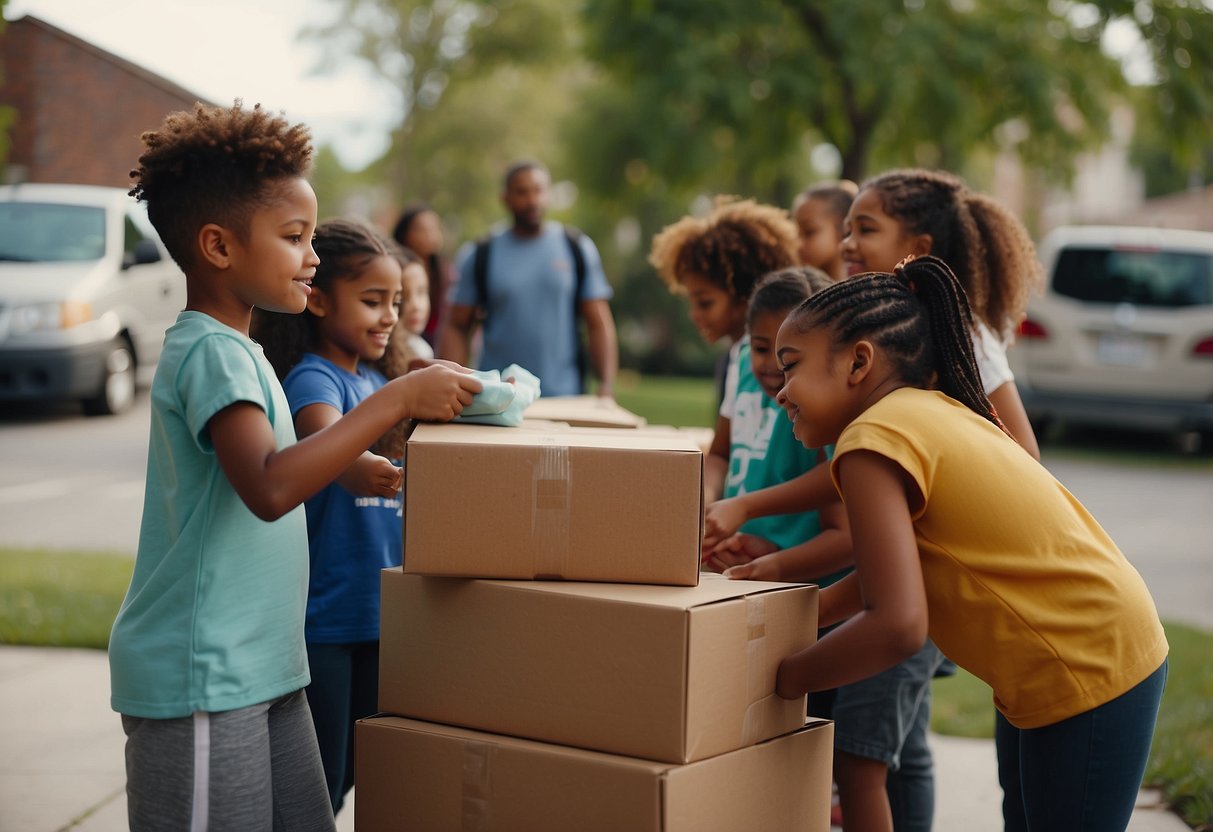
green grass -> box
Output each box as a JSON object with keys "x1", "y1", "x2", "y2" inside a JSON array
[
  {"x1": 0, "y1": 548, "x2": 133, "y2": 649},
  {"x1": 613, "y1": 371, "x2": 717, "y2": 428},
  {"x1": 931, "y1": 622, "x2": 1213, "y2": 828}
]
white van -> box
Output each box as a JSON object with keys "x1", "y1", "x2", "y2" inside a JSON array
[
  {"x1": 1010, "y1": 225, "x2": 1213, "y2": 447},
  {"x1": 0, "y1": 183, "x2": 186, "y2": 415}
]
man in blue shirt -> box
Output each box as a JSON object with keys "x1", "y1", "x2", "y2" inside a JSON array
[{"x1": 439, "y1": 161, "x2": 618, "y2": 398}]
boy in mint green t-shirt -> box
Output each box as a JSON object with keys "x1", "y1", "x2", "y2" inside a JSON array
[{"x1": 109, "y1": 101, "x2": 481, "y2": 832}]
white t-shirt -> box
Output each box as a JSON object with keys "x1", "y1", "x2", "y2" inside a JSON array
[
  {"x1": 718, "y1": 337, "x2": 746, "y2": 419},
  {"x1": 973, "y1": 321, "x2": 1014, "y2": 397}
]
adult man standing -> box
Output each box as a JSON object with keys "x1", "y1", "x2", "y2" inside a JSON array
[{"x1": 439, "y1": 161, "x2": 618, "y2": 398}]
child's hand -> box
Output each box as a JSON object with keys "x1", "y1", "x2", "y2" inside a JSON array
[
  {"x1": 723, "y1": 553, "x2": 782, "y2": 582},
  {"x1": 701, "y1": 532, "x2": 777, "y2": 573},
  {"x1": 401, "y1": 364, "x2": 482, "y2": 421},
  {"x1": 702, "y1": 496, "x2": 748, "y2": 552},
  {"x1": 338, "y1": 452, "x2": 402, "y2": 498}
]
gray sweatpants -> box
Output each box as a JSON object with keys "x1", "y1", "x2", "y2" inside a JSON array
[{"x1": 122, "y1": 689, "x2": 336, "y2": 832}]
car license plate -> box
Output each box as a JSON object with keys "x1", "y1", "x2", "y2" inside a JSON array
[{"x1": 1095, "y1": 333, "x2": 1149, "y2": 366}]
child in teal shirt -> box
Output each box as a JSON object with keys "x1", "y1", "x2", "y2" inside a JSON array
[
  {"x1": 703, "y1": 267, "x2": 850, "y2": 584},
  {"x1": 109, "y1": 101, "x2": 481, "y2": 831}
]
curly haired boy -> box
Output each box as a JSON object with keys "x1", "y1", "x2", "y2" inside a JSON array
[{"x1": 109, "y1": 102, "x2": 480, "y2": 831}]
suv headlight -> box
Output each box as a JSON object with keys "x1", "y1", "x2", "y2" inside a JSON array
[{"x1": 9, "y1": 301, "x2": 93, "y2": 333}]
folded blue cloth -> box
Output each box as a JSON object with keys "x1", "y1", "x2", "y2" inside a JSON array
[{"x1": 456, "y1": 364, "x2": 541, "y2": 427}]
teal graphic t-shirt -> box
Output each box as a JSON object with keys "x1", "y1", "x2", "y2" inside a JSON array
[{"x1": 724, "y1": 341, "x2": 835, "y2": 564}]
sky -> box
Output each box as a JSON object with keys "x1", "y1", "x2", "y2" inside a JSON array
[{"x1": 5, "y1": 0, "x2": 400, "y2": 169}]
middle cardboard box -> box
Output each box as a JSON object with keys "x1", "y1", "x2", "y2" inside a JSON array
[
  {"x1": 402, "y1": 421, "x2": 704, "y2": 586},
  {"x1": 380, "y1": 568, "x2": 819, "y2": 764}
]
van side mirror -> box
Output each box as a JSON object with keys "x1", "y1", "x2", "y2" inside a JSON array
[{"x1": 123, "y1": 238, "x2": 162, "y2": 269}]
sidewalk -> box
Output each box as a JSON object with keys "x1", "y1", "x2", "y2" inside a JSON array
[{"x1": 0, "y1": 645, "x2": 1189, "y2": 832}]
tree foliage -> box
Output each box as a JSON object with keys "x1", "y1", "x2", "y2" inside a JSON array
[
  {"x1": 579, "y1": 0, "x2": 1134, "y2": 188},
  {"x1": 307, "y1": 0, "x2": 590, "y2": 236},
  {"x1": 313, "y1": 0, "x2": 1213, "y2": 375}
]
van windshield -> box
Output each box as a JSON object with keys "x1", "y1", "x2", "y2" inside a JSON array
[
  {"x1": 0, "y1": 202, "x2": 107, "y2": 262},
  {"x1": 1053, "y1": 247, "x2": 1213, "y2": 308}
]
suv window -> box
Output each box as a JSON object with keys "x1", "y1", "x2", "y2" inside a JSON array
[
  {"x1": 0, "y1": 202, "x2": 107, "y2": 262},
  {"x1": 1053, "y1": 247, "x2": 1213, "y2": 308}
]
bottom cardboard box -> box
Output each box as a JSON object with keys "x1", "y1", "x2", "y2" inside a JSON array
[{"x1": 356, "y1": 715, "x2": 834, "y2": 832}]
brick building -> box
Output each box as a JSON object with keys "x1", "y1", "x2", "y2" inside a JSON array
[{"x1": 0, "y1": 15, "x2": 212, "y2": 187}]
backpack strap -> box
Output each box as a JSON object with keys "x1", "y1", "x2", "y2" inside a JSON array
[
  {"x1": 472, "y1": 234, "x2": 492, "y2": 315},
  {"x1": 563, "y1": 225, "x2": 587, "y2": 302},
  {"x1": 563, "y1": 225, "x2": 590, "y2": 393}
]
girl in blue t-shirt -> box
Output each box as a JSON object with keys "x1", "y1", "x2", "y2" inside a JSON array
[{"x1": 252, "y1": 218, "x2": 417, "y2": 813}]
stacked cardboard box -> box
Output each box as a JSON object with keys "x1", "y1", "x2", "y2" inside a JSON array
[
  {"x1": 401, "y1": 422, "x2": 704, "y2": 584},
  {"x1": 358, "y1": 420, "x2": 833, "y2": 831}
]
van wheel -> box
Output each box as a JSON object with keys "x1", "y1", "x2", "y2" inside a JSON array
[
  {"x1": 1175, "y1": 430, "x2": 1213, "y2": 457},
  {"x1": 82, "y1": 340, "x2": 135, "y2": 416}
]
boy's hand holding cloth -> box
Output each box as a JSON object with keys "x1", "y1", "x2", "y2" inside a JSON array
[{"x1": 455, "y1": 364, "x2": 541, "y2": 427}]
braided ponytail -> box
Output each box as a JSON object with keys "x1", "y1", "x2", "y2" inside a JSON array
[
  {"x1": 897, "y1": 256, "x2": 1006, "y2": 432},
  {"x1": 790, "y1": 255, "x2": 1008, "y2": 434}
]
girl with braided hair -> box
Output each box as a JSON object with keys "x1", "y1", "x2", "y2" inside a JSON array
[
  {"x1": 841, "y1": 167, "x2": 1043, "y2": 458},
  {"x1": 770, "y1": 255, "x2": 1167, "y2": 832},
  {"x1": 702, "y1": 170, "x2": 1042, "y2": 547}
]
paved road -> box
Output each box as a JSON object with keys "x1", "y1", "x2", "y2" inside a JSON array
[
  {"x1": 1, "y1": 395, "x2": 1211, "y2": 630},
  {"x1": 0, "y1": 397, "x2": 150, "y2": 554}
]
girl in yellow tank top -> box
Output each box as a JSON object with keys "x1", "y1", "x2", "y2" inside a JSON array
[{"x1": 767, "y1": 254, "x2": 1167, "y2": 832}]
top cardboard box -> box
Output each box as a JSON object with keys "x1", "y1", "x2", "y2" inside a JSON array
[
  {"x1": 403, "y1": 422, "x2": 703, "y2": 586},
  {"x1": 522, "y1": 394, "x2": 647, "y2": 428}
]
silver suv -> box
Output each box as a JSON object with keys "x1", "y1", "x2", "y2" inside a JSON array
[
  {"x1": 1010, "y1": 225, "x2": 1213, "y2": 448},
  {"x1": 0, "y1": 183, "x2": 186, "y2": 415}
]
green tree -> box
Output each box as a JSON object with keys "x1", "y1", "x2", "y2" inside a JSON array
[
  {"x1": 308, "y1": 0, "x2": 590, "y2": 236},
  {"x1": 576, "y1": 0, "x2": 1213, "y2": 189}
]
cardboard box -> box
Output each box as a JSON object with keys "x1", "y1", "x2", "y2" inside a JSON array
[
  {"x1": 356, "y1": 716, "x2": 834, "y2": 832},
  {"x1": 379, "y1": 569, "x2": 818, "y2": 763},
  {"x1": 403, "y1": 421, "x2": 703, "y2": 585},
  {"x1": 523, "y1": 394, "x2": 647, "y2": 428},
  {"x1": 637, "y1": 423, "x2": 716, "y2": 454}
]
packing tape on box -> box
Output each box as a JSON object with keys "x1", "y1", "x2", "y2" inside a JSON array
[
  {"x1": 532, "y1": 441, "x2": 571, "y2": 578},
  {"x1": 462, "y1": 740, "x2": 493, "y2": 831},
  {"x1": 741, "y1": 595, "x2": 771, "y2": 746}
]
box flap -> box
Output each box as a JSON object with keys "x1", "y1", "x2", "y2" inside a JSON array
[
  {"x1": 524, "y1": 395, "x2": 648, "y2": 428},
  {"x1": 462, "y1": 572, "x2": 813, "y2": 611}
]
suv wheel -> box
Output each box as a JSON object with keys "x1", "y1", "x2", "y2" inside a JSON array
[{"x1": 82, "y1": 340, "x2": 135, "y2": 416}]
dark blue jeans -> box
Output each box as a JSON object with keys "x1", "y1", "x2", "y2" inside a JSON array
[
  {"x1": 995, "y1": 660, "x2": 1167, "y2": 832},
  {"x1": 305, "y1": 641, "x2": 381, "y2": 814}
]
